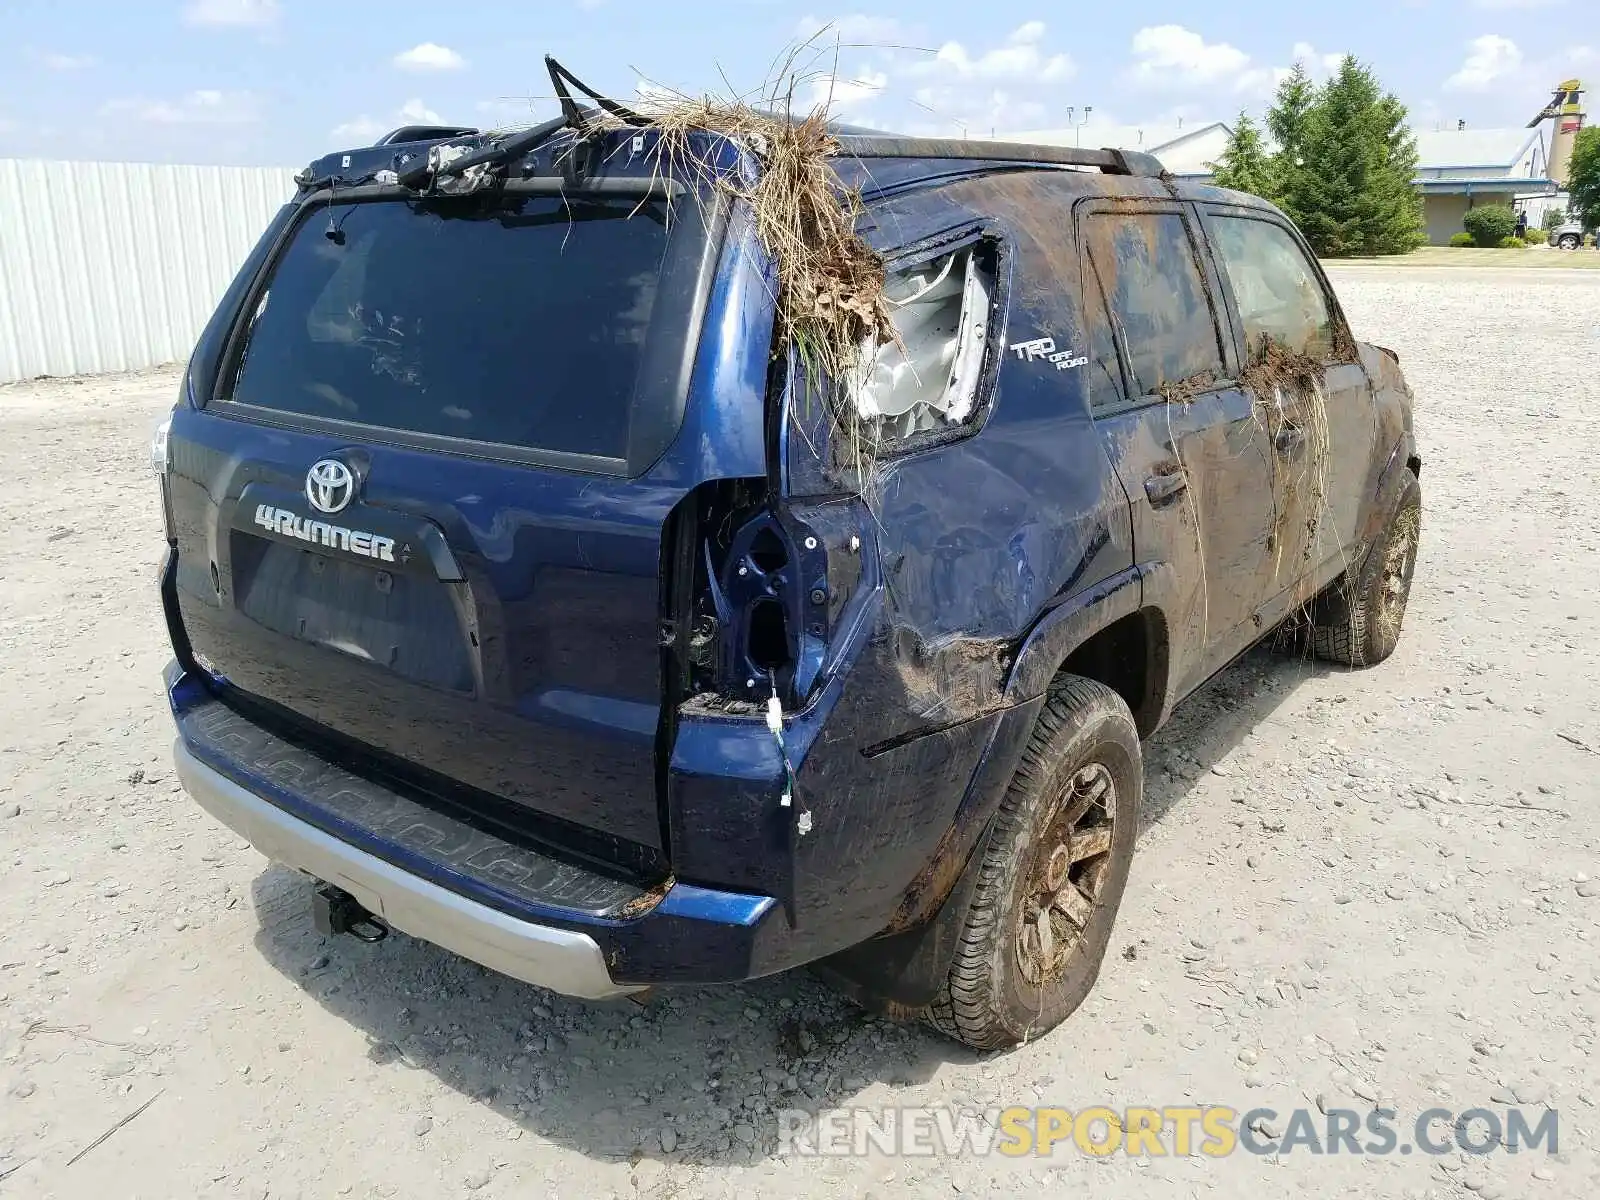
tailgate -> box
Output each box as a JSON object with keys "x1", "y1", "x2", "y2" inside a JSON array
[{"x1": 165, "y1": 170, "x2": 761, "y2": 873}]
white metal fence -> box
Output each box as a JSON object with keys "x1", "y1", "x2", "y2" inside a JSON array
[{"x1": 0, "y1": 159, "x2": 297, "y2": 385}]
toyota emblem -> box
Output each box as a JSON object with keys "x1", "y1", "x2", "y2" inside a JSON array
[{"x1": 305, "y1": 459, "x2": 355, "y2": 514}]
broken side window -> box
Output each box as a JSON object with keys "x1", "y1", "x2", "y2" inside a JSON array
[{"x1": 848, "y1": 242, "x2": 996, "y2": 444}]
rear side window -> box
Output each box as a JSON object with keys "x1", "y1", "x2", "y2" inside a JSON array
[
  {"x1": 225, "y1": 197, "x2": 675, "y2": 460},
  {"x1": 1208, "y1": 216, "x2": 1334, "y2": 359},
  {"x1": 1082, "y1": 211, "x2": 1224, "y2": 402},
  {"x1": 850, "y1": 241, "x2": 996, "y2": 443}
]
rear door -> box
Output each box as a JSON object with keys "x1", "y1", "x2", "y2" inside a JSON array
[
  {"x1": 1079, "y1": 200, "x2": 1280, "y2": 698},
  {"x1": 1199, "y1": 207, "x2": 1379, "y2": 599},
  {"x1": 167, "y1": 182, "x2": 737, "y2": 874}
]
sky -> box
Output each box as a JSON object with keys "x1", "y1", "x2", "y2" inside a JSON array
[{"x1": 0, "y1": 0, "x2": 1594, "y2": 166}]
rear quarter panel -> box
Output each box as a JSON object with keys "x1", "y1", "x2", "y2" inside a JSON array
[{"x1": 749, "y1": 170, "x2": 1157, "y2": 951}]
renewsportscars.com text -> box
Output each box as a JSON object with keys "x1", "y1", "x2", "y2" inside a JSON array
[{"x1": 776, "y1": 1105, "x2": 1558, "y2": 1158}]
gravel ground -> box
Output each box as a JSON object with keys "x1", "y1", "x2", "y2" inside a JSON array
[{"x1": 1, "y1": 265, "x2": 1598, "y2": 1199}]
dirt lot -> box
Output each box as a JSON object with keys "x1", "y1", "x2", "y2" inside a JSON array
[{"x1": 2, "y1": 265, "x2": 1598, "y2": 1199}]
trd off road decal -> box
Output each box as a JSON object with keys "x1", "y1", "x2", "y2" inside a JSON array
[{"x1": 1011, "y1": 336, "x2": 1088, "y2": 371}]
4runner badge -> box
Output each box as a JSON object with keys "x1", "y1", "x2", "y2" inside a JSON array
[
  {"x1": 1011, "y1": 336, "x2": 1088, "y2": 371},
  {"x1": 252, "y1": 504, "x2": 396, "y2": 563}
]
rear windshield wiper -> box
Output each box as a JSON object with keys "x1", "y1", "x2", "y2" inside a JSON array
[{"x1": 397, "y1": 56, "x2": 648, "y2": 192}]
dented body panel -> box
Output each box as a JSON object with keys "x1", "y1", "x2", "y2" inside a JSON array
[{"x1": 159, "y1": 128, "x2": 1418, "y2": 1009}]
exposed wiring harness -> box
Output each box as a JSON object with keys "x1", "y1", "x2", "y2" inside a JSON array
[{"x1": 766, "y1": 674, "x2": 810, "y2": 836}]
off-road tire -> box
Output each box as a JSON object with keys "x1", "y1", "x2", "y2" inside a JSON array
[
  {"x1": 1309, "y1": 469, "x2": 1421, "y2": 667},
  {"x1": 1557, "y1": 233, "x2": 1582, "y2": 250},
  {"x1": 923, "y1": 677, "x2": 1141, "y2": 1050}
]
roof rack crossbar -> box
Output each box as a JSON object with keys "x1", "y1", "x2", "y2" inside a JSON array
[{"x1": 833, "y1": 136, "x2": 1165, "y2": 178}]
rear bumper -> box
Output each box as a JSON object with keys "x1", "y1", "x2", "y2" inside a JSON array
[
  {"x1": 165, "y1": 663, "x2": 797, "y2": 997},
  {"x1": 164, "y1": 649, "x2": 1036, "y2": 1002},
  {"x1": 174, "y1": 738, "x2": 637, "y2": 999}
]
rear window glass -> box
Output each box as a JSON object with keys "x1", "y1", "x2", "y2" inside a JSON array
[{"x1": 226, "y1": 197, "x2": 674, "y2": 460}]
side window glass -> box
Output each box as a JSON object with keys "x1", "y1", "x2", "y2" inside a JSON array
[
  {"x1": 850, "y1": 241, "x2": 996, "y2": 443},
  {"x1": 1210, "y1": 217, "x2": 1334, "y2": 360},
  {"x1": 1082, "y1": 211, "x2": 1224, "y2": 401},
  {"x1": 1081, "y1": 252, "x2": 1125, "y2": 410}
]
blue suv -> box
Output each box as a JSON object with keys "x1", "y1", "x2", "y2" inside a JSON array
[{"x1": 156, "y1": 104, "x2": 1420, "y2": 1049}]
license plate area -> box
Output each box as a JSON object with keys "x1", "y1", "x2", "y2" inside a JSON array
[{"x1": 231, "y1": 532, "x2": 473, "y2": 692}]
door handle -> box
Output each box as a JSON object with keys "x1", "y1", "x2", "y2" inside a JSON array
[
  {"x1": 1275, "y1": 426, "x2": 1306, "y2": 454},
  {"x1": 1144, "y1": 471, "x2": 1189, "y2": 505}
]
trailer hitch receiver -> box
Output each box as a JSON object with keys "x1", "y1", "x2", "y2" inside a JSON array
[{"x1": 312, "y1": 882, "x2": 390, "y2": 944}]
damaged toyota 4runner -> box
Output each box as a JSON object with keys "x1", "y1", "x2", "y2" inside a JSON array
[{"x1": 155, "y1": 84, "x2": 1421, "y2": 1049}]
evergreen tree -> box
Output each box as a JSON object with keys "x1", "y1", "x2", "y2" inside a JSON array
[
  {"x1": 1209, "y1": 114, "x2": 1278, "y2": 200},
  {"x1": 1368, "y1": 93, "x2": 1425, "y2": 254},
  {"x1": 1288, "y1": 57, "x2": 1423, "y2": 257},
  {"x1": 1266, "y1": 64, "x2": 1316, "y2": 226}
]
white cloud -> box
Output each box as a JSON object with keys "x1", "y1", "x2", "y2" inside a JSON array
[
  {"x1": 183, "y1": 0, "x2": 280, "y2": 28},
  {"x1": 330, "y1": 115, "x2": 387, "y2": 143},
  {"x1": 394, "y1": 42, "x2": 466, "y2": 72},
  {"x1": 476, "y1": 96, "x2": 542, "y2": 128},
  {"x1": 1290, "y1": 42, "x2": 1346, "y2": 79},
  {"x1": 916, "y1": 21, "x2": 1073, "y2": 84},
  {"x1": 888, "y1": 22, "x2": 1078, "y2": 136},
  {"x1": 399, "y1": 98, "x2": 445, "y2": 124},
  {"x1": 807, "y1": 69, "x2": 888, "y2": 111},
  {"x1": 1446, "y1": 35, "x2": 1523, "y2": 90},
  {"x1": 39, "y1": 51, "x2": 96, "y2": 70},
  {"x1": 102, "y1": 89, "x2": 261, "y2": 124},
  {"x1": 329, "y1": 99, "x2": 447, "y2": 145},
  {"x1": 1124, "y1": 27, "x2": 1344, "y2": 102},
  {"x1": 909, "y1": 85, "x2": 1049, "y2": 136},
  {"x1": 1129, "y1": 25, "x2": 1250, "y2": 86},
  {"x1": 1233, "y1": 66, "x2": 1292, "y2": 98}
]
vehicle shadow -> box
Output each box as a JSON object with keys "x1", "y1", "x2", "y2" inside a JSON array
[
  {"x1": 245, "y1": 644, "x2": 1326, "y2": 1170},
  {"x1": 1141, "y1": 644, "x2": 1333, "y2": 829}
]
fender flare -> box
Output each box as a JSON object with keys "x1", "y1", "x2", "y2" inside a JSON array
[
  {"x1": 813, "y1": 567, "x2": 1176, "y2": 1012},
  {"x1": 1003, "y1": 565, "x2": 1146, "y2": 702},
  {"x1": 1359, "y1": 434, "x2": 1421, "y2": 553}
]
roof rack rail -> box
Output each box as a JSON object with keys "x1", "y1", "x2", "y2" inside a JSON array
[
  {"x1": 375, "y1": 125, "x2": 479, "y2": 147},
  {"x1": 833, "y1": 136, "x2": 1165, "y2": 178}
]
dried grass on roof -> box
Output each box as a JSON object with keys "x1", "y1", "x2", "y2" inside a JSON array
[{"x1": 591, "y1": 81, "x2": 899, "y2": 413}]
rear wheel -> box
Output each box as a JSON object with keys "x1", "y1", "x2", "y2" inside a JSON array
[
  {"x1": 1558, "y1": 233, "x2": 1582, "y2": 250},
  {"x1": 924, "y1": 677, "x2": 1140, "y2": 1050},
  {"x1": 1309, "y1": 470, "x2": 1421, "y2": 667}
]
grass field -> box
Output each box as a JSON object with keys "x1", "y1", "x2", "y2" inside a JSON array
[{"x1": 1330, "y1": 244, "x2": 1600, "y2": 268}]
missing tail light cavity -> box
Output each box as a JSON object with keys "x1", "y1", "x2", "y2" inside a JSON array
[{"x1": 747, "y1": 599, "x2": 790, "y2": 671}]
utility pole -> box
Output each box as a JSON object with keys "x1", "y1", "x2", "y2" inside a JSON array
[{"x1": 1065, "y1": 105, "x2": 1094, "y2": 147}]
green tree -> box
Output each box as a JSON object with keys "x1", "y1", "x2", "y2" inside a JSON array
[
  {"x1": 1266, "y1": 64, "x2": 1317, "y2": 226},
  {"x1": 1209, "y1": 114, "x2": 1278, "y2": 199},
  {"x1": 1568, "y1": 126, "x2": 1600, "y2": 231},
  {"x1": 1287, "y1": 57, "x2": 1423, "y2": 256},
  {"x1": 1368, "y1": 93, "x2": 1425, "y2": 254}
]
